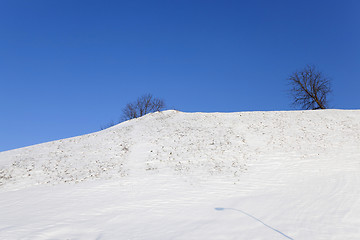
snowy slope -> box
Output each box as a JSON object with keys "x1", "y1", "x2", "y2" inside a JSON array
[{"x1": 0, "y1": 109, "x2": 360, "y2": 239}]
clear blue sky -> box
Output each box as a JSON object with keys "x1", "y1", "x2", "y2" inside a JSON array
[{"x1": 1, "y1": 0, "x2": 359, "y2": 151}]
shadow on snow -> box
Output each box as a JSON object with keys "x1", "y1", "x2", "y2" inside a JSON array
[{"x1": 215, "y1": 207, "x2": 293, "y2": 240}]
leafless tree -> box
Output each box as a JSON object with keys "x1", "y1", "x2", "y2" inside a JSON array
[
  {"x1": 288, "y1": 65, "x2": 331, "y2": 110},
  {"x1": 122, "y1": 94, "x2": 166, "y2": 120}
]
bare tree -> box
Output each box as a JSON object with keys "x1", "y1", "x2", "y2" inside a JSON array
[
  {"x1": 288, "y1": 65, "x2": 331, "y2": 110},
  {"x1": 122, "y1": 94, "x2": 166, "y2": 120}
]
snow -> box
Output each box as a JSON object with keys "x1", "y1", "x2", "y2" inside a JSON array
[{"x1": 1, "y1": 109, "x2": 360, "y2": 239}]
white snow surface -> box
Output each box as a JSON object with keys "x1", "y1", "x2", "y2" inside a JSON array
[{"x1": 1, "y1": 109, "x2": 360, "y2": 239}]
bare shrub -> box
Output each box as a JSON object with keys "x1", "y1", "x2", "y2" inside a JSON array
[
  {"x1": 100, "y1": 121, "x2": 117, "y2": 130},
  {"x1": 122, "y1": 94, "x2": 165, "y2": 120}
]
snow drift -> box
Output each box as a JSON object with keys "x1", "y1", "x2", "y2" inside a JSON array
[{"x1": 0, "y1": 110, "x2": 359, "y2": 239}]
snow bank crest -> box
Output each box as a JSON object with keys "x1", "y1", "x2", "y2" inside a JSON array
[{"x1": 1, "y1": 109, "x2": 359, "y2": 190}]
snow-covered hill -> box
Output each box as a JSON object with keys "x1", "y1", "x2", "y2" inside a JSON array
[{"x1": 1, "y1": 110, "x2": 360, "y2": 239}]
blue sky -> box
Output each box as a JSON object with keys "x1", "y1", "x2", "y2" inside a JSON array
[{"x1": 1, "y1": 0, "x2": 359, "y2": 151}]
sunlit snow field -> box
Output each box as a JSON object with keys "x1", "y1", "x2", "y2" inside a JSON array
[{"x1": 1, "y1": 110, "x2": 360, "y2": 239}]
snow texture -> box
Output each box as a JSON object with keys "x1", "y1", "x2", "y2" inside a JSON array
[{"x1": 1, "y1": 109, "x2": 360, "y2": 239}]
